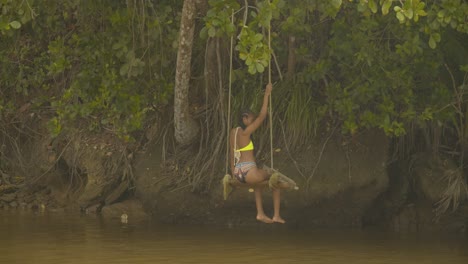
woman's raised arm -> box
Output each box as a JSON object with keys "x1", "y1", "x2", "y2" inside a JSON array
[{"x1": 242, "y1": 83, "x2": 272, "y2": 135}]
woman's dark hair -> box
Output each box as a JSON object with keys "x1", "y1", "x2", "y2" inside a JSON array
[{"x1": 238, "y1": 108, "x2": 254, "y2": 129}]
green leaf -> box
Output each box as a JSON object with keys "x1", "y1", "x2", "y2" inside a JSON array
[
  {"x1": 226, "y1": 23, "x2": 235, "y2": 35},
  {"x1": 255, "y1": 63, "x2": 265, "y2": 73},
  {"x1": 450, "y1": 20, "x2": 457, "y2": 29},
  {"x1": 405, "y1": 8, "x2": 413, "y2": 19},
  {"x1": 120, "y1": 64, "x2": 129, "y2": 76},
  {"x1": 331, "y1": 0, "x2": 342, "y2": 9},
  {"x1": 437, "y1": 10, "x2": 445, "y2": 18},
  {"x1": 9, "y1": 21, "x2": 21, "y2": 29},
  {"x1": 396, "y1": 12, "x2": 405, "y2": 23},
  {"x1": 430, "y1": 20, "x2": 440, "y2": 30},
  {"x1": 444, "y1": 16, "x2": 451, "y2": 24},
  {"x1": 421, "y1": 107, "x2": 433, "y2": 120},
  {"x1": 368, "y1": 0, "x2": 377, "y2": 14},
  {"x1": 417, "y1": 9, "x2": 427, "y2": 16},
  {"x1": 248, "y1": 65, "x2": 256, "y2": 74},
  {"x1": 403, "y1": 0, "x2": 411, "y2": 10},
  {"x1": 208, "y1": 27, "x2": 216, "y2": 37},
  {"x1": 428, "y1": 36, "x2": 436, "y2": 49},
  {"x1": 382, "y1": 0, "x2": 392, "y2": 15},
  {"x1": 200, "y1": 27, "x2": 208, "y2": 39},
  {"x1": 253, "y1": 33, "x2": 263, "y2": 42},
  {"x1": 211, "y1": 18, "x2": 220, "y2": 26},
  {"x1": 460, "y1": 65, "x2": 468, "y2": 73},
  {"x1": 239, "y1": 53, "x2": 247, "y2": 60}
]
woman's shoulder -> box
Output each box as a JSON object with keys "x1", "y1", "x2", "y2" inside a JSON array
[
  {"x1": 230, "y1": 127, "x2": 248, "y2": 136},
  {"x1": 230, "y1": 127, "x2": 240, "y2": 136}
]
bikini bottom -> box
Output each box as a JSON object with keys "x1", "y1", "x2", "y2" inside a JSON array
[{"x1": 233, "y1": 161, "x2": 256, "y2": 183}]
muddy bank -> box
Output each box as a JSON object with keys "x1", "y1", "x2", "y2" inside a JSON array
[
  {"x1": 131, "y1": 129, "x2": 466, "y2": 233},
  {"x1": 1, "y1": 120, "x2": 467, "y2": 233},
  {"x1": 0, "y1": 185, "x2": 55, "y2": 211},
  {"x1": 0, "y1": 118, "x2": 145, "y2": 219},
  {"x1": 364, "y1": 153, "x2": 468, "y2": 234},
  {"x1": 134, "y1": 129, "x2": 390, "y2": 227}
]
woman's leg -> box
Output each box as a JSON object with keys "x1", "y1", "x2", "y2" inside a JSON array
[
  {"x1": 254, "y1": 187, "x2": 273, "y2": 223},
  {"x1": 247, "y1": 168, "x2": 285, "y2": 223},
  {"x1": 272, "y1": 188, "x2": 285, "y2": 223},
  {"x1": 245, "y1": 168, "x2": 273, "y2": 223}
]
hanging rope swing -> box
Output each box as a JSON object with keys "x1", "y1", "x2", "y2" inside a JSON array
[{"x1": 222, "y1": 5, "x2": 298, "y2": 201}]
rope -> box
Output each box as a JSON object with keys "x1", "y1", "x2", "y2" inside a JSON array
[
  {"x1": 268, "y1": 2, "x2": 274, "y2": 169},
  {"x1": 225, "y1": 4, "x2": 274, "y2": 172},
  {"x1": 225, "y1": 10, "x2": 234, "y2": 175}
]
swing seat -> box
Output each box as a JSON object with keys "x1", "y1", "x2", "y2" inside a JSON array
[
  {"x1": 222, "y1": 166, "x2": 298, "y2": 200},
  {"x1": 222, "y1": 174, "x2": 233, "y2": 200},
  {"x1": 262, "y1": 165, "x2": 299, "y2": 191}
]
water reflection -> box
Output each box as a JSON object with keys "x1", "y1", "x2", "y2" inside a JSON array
[{"x1": 0, "y1": 210, "x2": 467, "y2": 264}]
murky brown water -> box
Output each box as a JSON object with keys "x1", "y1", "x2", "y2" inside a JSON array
[{"x1": 0, "y1": 210, "x2": 467, "y2": 264}]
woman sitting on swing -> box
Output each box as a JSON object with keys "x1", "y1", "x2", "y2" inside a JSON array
[{"x1": 229, "y1": 83, "x2": 285, "y2": 224}]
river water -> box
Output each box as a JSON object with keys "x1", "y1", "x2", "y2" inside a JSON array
[{"x1": 0, "y1": 210, "x2": 467, "y2": 264}]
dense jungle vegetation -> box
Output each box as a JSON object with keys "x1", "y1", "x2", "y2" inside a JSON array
[{"x1": 1, "y1": 0, "x2": 467, "y2": 214}]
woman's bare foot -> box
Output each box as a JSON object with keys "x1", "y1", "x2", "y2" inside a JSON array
[
  {"x1": 256, "y1": 214, "x2": 274, "y2": 224},
  {"x1": 272, "y1": 216, "x2": 286, "y2": 224}
]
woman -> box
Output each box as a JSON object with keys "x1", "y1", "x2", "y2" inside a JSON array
[{"x1": 229, "y1": 83, "x2": 285, "y2": 224}]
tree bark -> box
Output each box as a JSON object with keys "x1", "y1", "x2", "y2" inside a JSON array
[{"x1": 174, "y1": 0, "x2": 200, "y2": 145}]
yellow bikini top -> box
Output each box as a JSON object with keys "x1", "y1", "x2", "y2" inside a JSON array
[
  {"x1": 234, "y1": 127, "x2": 254, "y2": 152},
  {"x1": 233, "y1": 127, "x2": 254, "y2": 165},
  {"x1": 238, "y1": 140, "x2": 254, "y2": 152}
]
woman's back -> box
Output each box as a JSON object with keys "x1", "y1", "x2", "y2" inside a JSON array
[{"x1": 234, "y1": 127, "x2": 255, "y2": 163}]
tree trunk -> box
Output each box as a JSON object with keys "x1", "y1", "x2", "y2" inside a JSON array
[{"x1": 174, "y1": 0, "x2": 200, "y2": 145}]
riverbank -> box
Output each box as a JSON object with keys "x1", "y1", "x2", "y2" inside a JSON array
[
  {"x1": 2, "y1": 160, "x2": 467, "y2": 235},
  {"x1": 1, "y1": 121, "x2": 467, "y2": 234}
]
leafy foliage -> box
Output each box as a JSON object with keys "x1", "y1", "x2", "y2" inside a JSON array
[
  {"x1": 1, "y1": 0, "x2": 467, "y2": 150},
  {"x1": 0, "y1": 0, "x2": 37, "y2": 34},
  {"x1": 1, "y1": 0, "x2": 180, "y2": 139}
]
